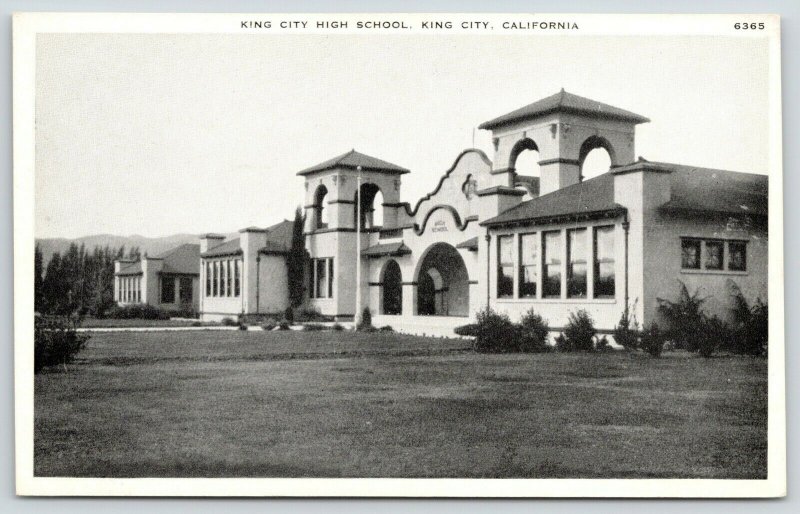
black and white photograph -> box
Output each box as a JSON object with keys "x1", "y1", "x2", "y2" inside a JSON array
[{"x1": 12, "y1": 12, "x2": 785, "y2": 497}]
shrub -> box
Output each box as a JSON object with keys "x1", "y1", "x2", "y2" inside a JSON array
[
  {"x1": 698, "y1": 315, "x2": 732, "y2": 358},
  {"x1": 284, "y1": 306, "x2": 294, "y2": 323},
  {"x1": 379, "y1": 325, "x2": 394, "y2": 332},
  {"x1": 595, "y1": 335, "x2": 611, "y2": 353},
  {"x1": 554, "y1": 333, "x2": 569, "y2": 353},
  {"x1": 518, "y1": 309, "x2": 550, "y2": 353},
  {"x1": 729, "y1": 284, "x2": 768, "y2": 355},
  {"x1": 332, "y1": 322, "x2": 345, "y2": 331},
  {"x1": 657, "y1": 281, "x2": 708, "y2": 351},
  {"x1": 220, "y1": 317, "x2": 238, "y2": 327},
  {"x1": 357, "y1": 307, "x2": 373, "y2": 330},
  {"x1": 473, "y1": 307, "x2": 518, "y2": 354},
  {"x1": 278, "y1": 320, "x2": 291, "y2": 330},
  {"x1": 261, "y1": 317, "x2": 278, "y2": 331},
  {"x1": 238, "y1": 323, "x2": 248, "y2": 331},
  {"x1": 563, "y1": 310, "x2": 596, "y2": 352},
  {"x1": 454, "y1": 324, "x2": 478, "y2": 337},
  {"x1": 294, "y1": 307, "x2": 332, "y2": 322},
  {"x1": 639, "y1": 323, "x2": 664, "y2": 357},
  {"x1": 34, "y1": 315, "x2": 89, "y2": 373},
  {"x1": 106, "y1": 304, "x2": 170, "y2": 320},
  {"x1": 613, "y1": 302, "x2": 640, "y2": 351},
  {"x1": 191, "y1": 321, "x2": 203, "y2": 327},
  {"x1": 303, "y1": 323, "x2": 327, "y2": 331}
]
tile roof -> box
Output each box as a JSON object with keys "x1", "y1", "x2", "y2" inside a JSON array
[
  {"x1": 482, "y1": 160, "x2": 768, "y2": 227},
  {"x1": 117, "y1": 261, "x2": 142, "y2": 276},
  {"x1": 514, "y1": 175, "x2": 540, "y2": 196},
  {"x1": 361, "y1": 242, "x2": 411, "y2": 258},
  {"x1": 116, "y1": 244, "x2": 200, "y2": 276},
  {"x1": 455, "y1": 237, "x2": 479, "y2": 251},
  {"x1": 201, "y1": 238, "x2": 242, "y2": 258},
  {"x1": 158, "y1": 243, "x2": 200, "y2": 275},
  {"x1": 200, "y1": 220, "x2": 296, "y2": 258},
  {"x1": 482, "y1": 172, "x2": 625, "y2": 227},
  {"x1": 478, "y1": 89, "x2": 650, "y2": 130},
  {"x1": 297, "y1": 149, "x2": 410, "y2": 176}
]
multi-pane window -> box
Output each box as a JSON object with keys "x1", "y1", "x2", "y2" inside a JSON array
[
  {"x1": 705, "y1": 241, "x2": 724, "y2": 270},
  {"x1": 518, "y1": 233, "x2": 537, "y2": 298},
  {"x1": 136, "y1": 278, "x2": 141, "y2": 303},
  {"x1": 310, "y1": 258, "x2": 334, "y2": 298},
  {"x1": 234, "y1": 260, "x2": 241, "y2": 297},
  {"x1": 213, "y1": 261, "x2": 220, "y2": 296},
  {"x1": 594, "y1": 226, "x2": 615, "y2": 298},
  {"x1": 543, "y1": 231, "x2": 562, "y2": 298},
  {"x1": 728, "y1": 242, "x2": 747, "y2": 271},
  {"x1": 179, "y1": 277, "x2": 192, "y2": 303},
  {"x1": 497, "y1": 235, "x2": 514, "y2": 298},
  {"x1": 567, "y1": 229, "x2": 587, "y2": 298},
  {"x1": 205, "y1": 262, "x2": 212, "y2": 296},
  {"x1": 681, "y1": 238, "x2": 747, "y2": 272},
  {"x1": 226, "y1": 260, "x2": 233, "y2": 297},
  {"x1": 161, "y1": 276, "x2": 175, "y2": 304},
  {"x1": 316, "y1": 259, "x2": 328, "y2": 298},
  {"x1": 681, "y1": 239, "x2": 702, "y2": 269}
]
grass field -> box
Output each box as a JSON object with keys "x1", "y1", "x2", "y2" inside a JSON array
[{"x1": 34, "y1": 330, "x2": 768, "y2": 478}]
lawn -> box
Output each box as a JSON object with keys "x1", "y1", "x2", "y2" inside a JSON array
[
  {"x1": 34, "y1": 330, "x2": 768, "y2": 478},
  {"x1": 78, "y1": 318, "x2": 216, "y2": 328}
]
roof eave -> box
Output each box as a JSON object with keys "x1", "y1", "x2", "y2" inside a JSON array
[{"x1": 481, "y1": 206, "x2": 628, "y2": 228}]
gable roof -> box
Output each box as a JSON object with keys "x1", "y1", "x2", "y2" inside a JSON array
[
  {"x1": 259, "y1": 220, "x2": 294, "y2": 254},
  {"x1": 116, "y1": 244, "x2": 200, "y2": 276},
  {"x1": 201, "y1": 238, "x2": 242, "y2": 258},
  {"x1": 200, "y1": 220, "x2": 296, "y2": 258},
  {"x1": 297, "y1": 149, "x2": 409, "y2": 176},
  {"x1": 482, "y1": 172, "x2": 625, "y2": 227},
  {"x1": 478, "y1": 89, "x2": 650, "y2": 130},
  {"x1": 482, "y1": 160, "x2": 768, "y2": 227},
  {"x1": 642, "y1": 162, "x2": 768, "y2": 217},
  {"x1": 117, "y1": 261, "x2": 142, "y2": 276},
  {"x1": 158, "y1": 243, "x2": 200, "y2": 274}
]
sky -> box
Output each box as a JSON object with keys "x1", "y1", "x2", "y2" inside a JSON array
[{"x1": 35, "y1": 33, "x2": 770, "y2": 238}]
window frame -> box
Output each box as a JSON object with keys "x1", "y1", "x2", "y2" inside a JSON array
[
  {"x1": 496, "y1": 234, "x2": 514, "y2": 298},
  {"x1": 566, "y1": 228, "x2": 588, "y2": 299},
  {"x1": 542, "y1": 230, "x2": 562, "y2": 298},
  {"x1": 518, "y1": 232, "x2": 538, "y2": 299},
  {"x1": 593, "y1": 225, "x2": 616, "y2": 299}
]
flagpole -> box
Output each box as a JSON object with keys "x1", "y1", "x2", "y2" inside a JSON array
[{"x1": 354, "y1": 165, "x2": 363, "y2": 328}]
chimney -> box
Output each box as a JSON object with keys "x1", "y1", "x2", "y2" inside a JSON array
[{"x1": 200, "y1": 233, "x2": 225, "y2": 253}]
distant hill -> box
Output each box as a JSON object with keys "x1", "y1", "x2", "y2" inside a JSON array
[{"x1": 36, "y1": 232, "x2": 238, "y2": 265}]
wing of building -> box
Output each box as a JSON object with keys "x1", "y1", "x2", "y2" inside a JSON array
[{"x1": 295, "y1": 90, "x2": 767, "y2": 334}]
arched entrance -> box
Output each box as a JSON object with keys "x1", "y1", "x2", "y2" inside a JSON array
[
  {"x1": 415, "y1": 243, "x2": 470, "y2": 317},
  {"x1": 381, "y1": 260, "x2": 402, "y2": 315}
]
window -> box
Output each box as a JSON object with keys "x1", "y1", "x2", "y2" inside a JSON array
[
  {"x1": 161, "y1": 276, "x2": 175, "y2": 303},
  {"x1": 314, "y1": 185, "x2": 328, "y2": 229},
  {"x1": 205, "y1": 262, "x2": 211, "y2": 296},
  {"x1": 136, "y1": 278, "x2": 141, "y2": 303},
  {"x1": 316, "y1": 259, "x2": 328, "y2": 298},
  {"x1": 681, "y1": 238, "x2": 747, "y2": 272},
  {"x1": 310, "y1": 258, "x2": 334, "y2": 298},
  {"x1": 213, "y1": 261, "x2": 219, "y2": 296},
  {"x1": 327, "y1": 258, "x2": 334, "y2": 297},
  {"x1": 234, "y1": 260, "x2": 241, "y2": 296},
  {"x1": 705, "y1": 241, "x2": 724, "y2": 270},
  {"x1": 497, "y1": 235, "x2": 514, "y2": 298},
  {"x1": 543, "y1": 231, "x2": 562, "y2": 297},
  {"x1": 179, "y1": 277, "x2": 193, "y2": 303},
  {"x1": 594, "y1": 226, "x2": 615, "y2": 298},
  {"x1": 729, "y1": 242, "x2": 747, "y2": 271},
  {"x1": 225, "y1": 260, "x2": 232, "y2": 297},
  {"x1": 681, "y1": 239, "x2": 701, "y2": 269},
  {"x1": 567, "y1": 229, "x2": 587, "y2": 298},
  {"x1": 518, "y1": 233, "x2": 537, "y2": 298}
]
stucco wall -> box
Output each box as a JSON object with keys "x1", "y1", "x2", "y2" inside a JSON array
[
  {"x1": 257, "y1": 254, "x2": 290, "y2": 314},
  {"x1": 643, "y1": 212, "x2": 768, "y2": 326}
]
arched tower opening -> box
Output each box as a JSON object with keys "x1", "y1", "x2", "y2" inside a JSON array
[
  {"x1": 578, "y1": 136, "x2": 616, "y2": 181},
  {"x1": 354, "y1": 183, "x2": 383, "y2": 230},
  {"x1": 313, "y1": 185, "x2": 329, "y2": 229}
]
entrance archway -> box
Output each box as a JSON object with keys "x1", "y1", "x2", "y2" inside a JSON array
[
  {"x1": 381, "y1": 260, "x2": 402, "y2": 315},
  {"x1": 415, "y1": 243, "x2": 470, "y2": 316}
]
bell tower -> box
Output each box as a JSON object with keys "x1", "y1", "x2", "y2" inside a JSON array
[
  {"x1": 297, "y1": 149, "x2": 409, "y2": 319},
  {"x1": 479, "y1": 89, "x2": 649, "y2": 196}
]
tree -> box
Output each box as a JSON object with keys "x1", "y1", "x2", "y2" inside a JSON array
[
  {"x1": 34, "y1": 244, "x2": 44, "y2": 313},
  {"x1": 286, "y1": 206, "x2": 308, "y2": 308}
]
